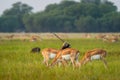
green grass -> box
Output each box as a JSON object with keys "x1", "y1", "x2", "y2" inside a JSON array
[{"x1": 0, "y1": 39, "x2": 120, "y2": 80}]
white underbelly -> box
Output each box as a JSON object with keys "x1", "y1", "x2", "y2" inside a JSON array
[
  {"x1": 49, "y1": 53, "x2": 56, "y2": 59},
  {"x1": 91, "y1": 54, "x2": 101, "y2": 60},
  {"x1": 62, "y1": 54, "x2": 70, "y2": 60}
]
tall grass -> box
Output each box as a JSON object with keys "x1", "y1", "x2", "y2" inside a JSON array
[{"x1": 0, "y1": 39, "x2": 120, "y2": 80}]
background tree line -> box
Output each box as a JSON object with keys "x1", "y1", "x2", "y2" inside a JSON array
[{"x1": 0, "y1": 0, "x2": 120, "y2": 32}]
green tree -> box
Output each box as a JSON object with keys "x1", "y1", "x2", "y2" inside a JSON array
[
  {"x1": 0, "y1": 16, "x2": 20, "y2": 32},
  {"x1": 18, "y1": 0, "x2": 120, "y2": 32},
  {"x1": 1, "y1": 0, "x2": 119, "y2": 32},
  {"x1": 99, "y1": 12, "x2": 120, "y2": 32},
  {"x1": 75, "y1": 16, "x2": 98, "y2": 32},
  {"x1": 99, "y1": 1, "x2": 117, "y2": 17},
  {"x1": 1, "y1": 2, "x2": 33, "y2": 32},
  {"x1": 81, "y1": 0, "x2": 101, "y2": 4}
]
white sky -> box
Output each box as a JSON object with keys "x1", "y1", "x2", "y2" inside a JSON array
[{"x1": 0, "y1": 0, "x2": 120, "y2": 15}]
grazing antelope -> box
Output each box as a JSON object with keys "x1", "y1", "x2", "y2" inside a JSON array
[
  {"x1": 79, "y1": 48, "x2": 108, "y2": 69},
  {"x1": 41, "y1": 48, "x2": 59, "y2": 66},
  {"x1": 50, "y1": 48, "x2": 80, "y2": 68},
  {"x1": 41, "y1": 42, "x2": 71, "y2": 66}
]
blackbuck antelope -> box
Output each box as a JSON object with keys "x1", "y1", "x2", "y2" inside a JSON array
[
  {"x1": 50, "y1": 48, "x2": 80, "y2": 68},
  {"x1": 41, "y1": 48, "x2": 59, "y2": 66},
  {"x1": 79, "y1": 48, "x2": 108, "y2": 69}
]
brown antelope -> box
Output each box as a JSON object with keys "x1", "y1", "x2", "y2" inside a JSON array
[
  {"x1": 41, "y1": 48, "x2": 59, "y2": 66},
  {"x1": 6, "y1": 34, "x2": 14, "y2": 40},
  {"x1": 108, "y1": 36, "x2": 119, "y2": 42},
  {"x1": 30, "y1": 35, "x2": 38, "y2": 42},
  {"x1": 50, "y1": 48, "x2": 80, "y2": 68},
  {"x1": 79, "y1": 48, "x2": 108, "y2": 69}
]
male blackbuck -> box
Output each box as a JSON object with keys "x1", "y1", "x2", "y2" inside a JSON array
[
  {"x1": 50, "y1": 48, "x2": 80, "y2": 68},
  {"x1": 79, "y1": 48, "x2": 108, "y2": 69},
  {"x1": 41, "y1": 48, "x2": 59, "y2": 66}
]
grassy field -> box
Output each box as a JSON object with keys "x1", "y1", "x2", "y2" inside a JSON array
[{"x1": 0, "y1": 38, "x2": 120, "y2": 80}]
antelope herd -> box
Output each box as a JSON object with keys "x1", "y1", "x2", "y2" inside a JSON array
[
  {"x1": 0, "y1": 33, "x2": 119, "y2": 42},
  {"x1": 0, "y1": 33, "x2": 119, "y2": 69},
  {"x1": 41, "y1": 47, "x2": 108, "y2": 69}
]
